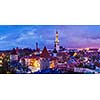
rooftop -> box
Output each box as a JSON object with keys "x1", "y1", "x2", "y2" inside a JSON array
[{"x1": 40, "y1": 46, "x2": 50, "y2": 58}]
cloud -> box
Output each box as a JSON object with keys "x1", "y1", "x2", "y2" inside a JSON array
[
  {"x1": 0, "y1": 36, "x2": 7, "y2": 40},
  {"x1": 16, "y1": 31, "x2": 40, "y2": 42},
  {"x1": 0, "y1": 25, "x2": 100, "y2": 50},
  {"x1": 13, "y1": 28, "x2": 46, "y2": 49}
]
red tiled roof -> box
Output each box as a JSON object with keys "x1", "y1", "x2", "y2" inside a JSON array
[
  {"x1": 50, "y1": 56, "x2": 57, "y2": 60},
  {"x1": 57, "y1": 52, "x2": 66, "y2": 56},
  {"x1": 89, "y1": 48, "x2": 98, "y2": 51},
  {"x1": 40, "y1": 46, "x2": 50, "y2": 58},
  {"x1": 11, "y1": 48, "x2": 17, "y2": 55},
  {"x1": 24, "y1": 55, "x2": 39, "y2": 59},
  {"x1": 95, "y1": 62, "x2": 100, "y2": 68}
]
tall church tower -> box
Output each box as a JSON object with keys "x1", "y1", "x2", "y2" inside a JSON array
[{"x1": 55, "y1": 31, "x2": 59, "y2": 51}]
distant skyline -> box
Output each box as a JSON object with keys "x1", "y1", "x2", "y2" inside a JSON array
[{"x1": 0, "y1": 25, "x2": 100, "y2": 50}]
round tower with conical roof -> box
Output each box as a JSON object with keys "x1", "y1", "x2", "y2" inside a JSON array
[{"x1": 40, "y1": 46, "x2": 50, "y2": 70}]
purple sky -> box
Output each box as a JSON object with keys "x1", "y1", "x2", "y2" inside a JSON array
[{"x1": 0, "y1": 25, "x2": 100, "y2": 50}]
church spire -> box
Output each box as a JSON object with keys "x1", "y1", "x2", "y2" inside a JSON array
[
  {"x1": 55, "y1": 31, "x2": 60, "y2": 51},
  {"x1": 55, "y1": 31, "x2": 59, "y2": 43}
]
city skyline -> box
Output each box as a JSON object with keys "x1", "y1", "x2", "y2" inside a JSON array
[{"x1": 0, "y1": 25, "x2": 100, "y2": 50}]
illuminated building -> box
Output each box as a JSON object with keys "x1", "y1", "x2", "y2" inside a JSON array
[
  {"x1": 0, "y1": 55, "x2": 3, "y2": 67},
  {"x1": 73, "y1": 52, "x2": 77, "y2": 57},
  {"x1": 53, "y1": 48, "x2": 57, "y2": 57},
  {"x1": 23, "y1": 56, "x2": 40, "y2": 72},
  {"x1": 98, "y1": 48, "x2": 100, "y2": 52},
  {"x1": 50, "y1": 57, "x2": 57, "y2": 69},
  {"x1": 78, "y1": 48, "x2": 83, "y2": 51},
  {"x1": 54, "y1": 31, "x2": 60, "y2": 51},
  {"x1": 29, "y1": 58, "x2": 40, "y2": 67},
  {"x1": 85, "y1": 48, "x2": 90, "y2": 51},
  {"x1": 0, "y1": 53, "x2": 9, "y2": 67},
  {"x1": 40, "y1": 46, "x2": 50, "y2": 70},
  {"x1": 50, "y1": 60, "x2": 55, "y2": 68},
  {"x1": 23, "y1": 56, "x2": 40, "y2": 67}
]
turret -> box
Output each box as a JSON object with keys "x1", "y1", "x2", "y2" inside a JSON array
[{"x1": 40, "y1": 46, "x2": 50, "y2": 70}]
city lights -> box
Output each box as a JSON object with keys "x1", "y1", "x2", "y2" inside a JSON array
[{"x1": 0, "y1": 25, "x2": 100, "y2": 74}]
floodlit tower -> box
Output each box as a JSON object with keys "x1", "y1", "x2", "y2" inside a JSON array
[{"x1": 55, "y1": 31, "x2": 59, "y2": 51}]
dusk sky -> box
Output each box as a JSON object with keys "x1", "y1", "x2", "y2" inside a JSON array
[{"x1": 0, "y1": 25, "x2": 100, "y2": 50}]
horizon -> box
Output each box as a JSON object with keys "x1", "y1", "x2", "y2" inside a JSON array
[
  {"x1": 1, "y1": 47, "x2": 100, "y2": 51},
  {"x1": 0, "y1": 25, "x2": 100, "y2": 50}
]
